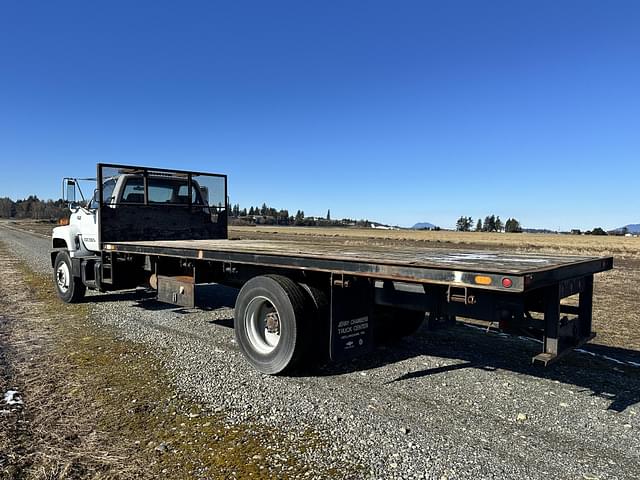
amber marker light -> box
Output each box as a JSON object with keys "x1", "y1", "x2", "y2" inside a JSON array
[{"x1": 474, "y1": 275, "x2": 492, "y2": 285}]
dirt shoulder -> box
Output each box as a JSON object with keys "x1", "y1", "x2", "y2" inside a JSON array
[{"x1": 0, "y1": 242, "x2": 340, "y2": 479}]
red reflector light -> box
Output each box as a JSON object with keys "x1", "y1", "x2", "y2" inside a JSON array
[{"x1": 502, "y1": 277, "x2": 513, "y2": 288}]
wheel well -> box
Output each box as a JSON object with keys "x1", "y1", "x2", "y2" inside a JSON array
[{"x1": 53, "y1": 238, "x2": 68, "y2": 249}]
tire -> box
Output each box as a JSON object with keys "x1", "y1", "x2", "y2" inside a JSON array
[
  {"x1": 53, "y1": 250, "x2": 86, "y2": 303},
  {"x1": 372, "y1": 305, "x2": 425, "y2": 342},
  {"x1": 234, "y1": 275, "x2": 310, "y2": 375}
]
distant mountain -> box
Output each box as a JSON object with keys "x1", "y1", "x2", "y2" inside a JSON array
[
  {"x1": 620, "y1": 224, "x2": 640, "y2": 234},
  {"x1": 411, "y1": 222, "x2": 436, "y2": 230}
]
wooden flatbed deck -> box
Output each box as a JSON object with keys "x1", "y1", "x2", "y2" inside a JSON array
[{"x1": 105, "y1": 239, "x2": 613, "y2": 293}]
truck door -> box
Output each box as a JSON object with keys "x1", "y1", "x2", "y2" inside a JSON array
[
  {"x1": 79, "y1": 178, "x2": 115, "y2": 252},
  {"x1": 77, "y1": 208, "x2": 99, "y2": 252}
]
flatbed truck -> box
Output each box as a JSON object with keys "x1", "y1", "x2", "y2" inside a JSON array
[{"x1": 51, "y1": 164, "x2": 614, "y2": 374}]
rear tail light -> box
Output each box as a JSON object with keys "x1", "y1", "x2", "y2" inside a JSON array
[{"x1": 474, "y1": 275, "x2": 492, "y2": 285}]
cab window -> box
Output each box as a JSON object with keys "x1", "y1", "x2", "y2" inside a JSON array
[
  {"x1": 120, "y1": 178, "x2": 145, "y2": 203},
  {"x1": 119, "y1": 177, "x2": 204, "y2": 205}
]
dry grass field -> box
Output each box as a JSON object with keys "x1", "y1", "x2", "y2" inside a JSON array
[
  {"x1": 231, "y1": 225, "x2": 640, "y2": 259},
  {"x1": 9, "y1": 220, "x2": 640, "y2": 258}
]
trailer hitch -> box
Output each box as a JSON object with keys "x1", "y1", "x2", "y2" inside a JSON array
[{"x1": 447, "y1": 286, "x2": 477, "y2": 305}]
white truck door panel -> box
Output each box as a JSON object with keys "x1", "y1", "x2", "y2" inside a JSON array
[{"x1": 77, "y1": 209, "x2": 99, "y2": 252}]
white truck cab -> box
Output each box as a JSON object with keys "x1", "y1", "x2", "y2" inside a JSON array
[
  {"x1": 53, "y1": 173, "x2": 209, "y2": 256},
  {"x1": 51, "y1": 165, "x2": 223, "y2": 304},
  {"x1": 52, "y1": 176, "x2": 119, "y2": 256}
]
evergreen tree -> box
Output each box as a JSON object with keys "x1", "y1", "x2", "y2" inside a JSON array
[
  {"x1": 456, "y1": 216, "x2": 472, "y2": 232},
  {"x1": 482, "y1": 215, "x2": 497, "y2": 232},
  {"x1": 505, "y1": 218, "x2": 522, "y2": 233},
  {"x1": 327, "y1": 209, "x2": 331, "y2": 221},
  {"x1": 476, "y1": 218, "x2": 482, "y2": 232}
]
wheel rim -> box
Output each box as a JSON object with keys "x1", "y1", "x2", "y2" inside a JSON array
[
  {"x1": 56, "y1": 262, "x2": 70, "y2": 293},
  {"x1": 244, "y1": 296, "x2": 281, "y2": 354}
]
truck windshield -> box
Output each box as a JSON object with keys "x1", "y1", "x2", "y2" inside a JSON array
[
  {"x1": 88, "y1": 178, "x2": 116, "y2": 209},
  {"x1": 102, "y1": 179, "x2": 117, "y2": 203}
]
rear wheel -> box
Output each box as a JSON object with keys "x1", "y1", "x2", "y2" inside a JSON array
[
  {"x1": 53, "y1": 250, "x2": 86, "y2": 303},
  {"x1": 373, "y1": 305, "x2": 425, "y2": 342},
  {"x1": 234, "y1": 275, "x2": 310, "y2": 374}
]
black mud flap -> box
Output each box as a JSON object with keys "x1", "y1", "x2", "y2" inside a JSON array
[{"x1": 329, "y1": 276, "x2": 374, "y2": 361}]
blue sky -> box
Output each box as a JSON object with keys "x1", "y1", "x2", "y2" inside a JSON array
[{"x1": 0, "y1": 1, "x2": 638, "y2": 230}]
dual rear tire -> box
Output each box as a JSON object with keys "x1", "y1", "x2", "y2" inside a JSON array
[
  {"x1": 234, "y1": 275, "x2": 426, "y2": 374},
  {"x1": 234, "y1": 275, "x2": 311, "y2": 375}
]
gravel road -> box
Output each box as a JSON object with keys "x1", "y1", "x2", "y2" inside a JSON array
[{"x1": 1, "y1": 224, "x2": 638, "y2": 480}]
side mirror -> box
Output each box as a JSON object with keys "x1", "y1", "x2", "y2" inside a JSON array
[
  {"x1": 64, "y1": 179, "x2": 79, "y2": 209},
  {"x1": 66, "y1": 179, "x2": 76, "y2": 203}
]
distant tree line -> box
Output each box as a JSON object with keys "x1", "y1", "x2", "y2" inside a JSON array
[
  {"x1": 455, "y1": 216, "x2": 615, "y2": 236},
  {"x1": 229, "y1": 202, "x2": 371, "y2": 227},
  {"x1": 456, "y1": 214, "x2": 522, "y2": 233},
  {"x1": 0, "y1": 196, "x2": 67, "y2": 220},
  {"x1": 571, "y1": 227, "x2": 609, "y2": 236},
  {"x1": 0, "y1": 195, "x2": 374, "y2": 228}
]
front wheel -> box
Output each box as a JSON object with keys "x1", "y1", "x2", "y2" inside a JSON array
[
  {"x1": 53, "y1": 251, "x2": 86, "y2": 303},
  {"x1": 234, "y1": 275, "x2": 310, "y2": 375}
]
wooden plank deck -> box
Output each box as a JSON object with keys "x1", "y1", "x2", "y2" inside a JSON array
[{"x1": 108, "y1": 239, "x2": 609, "y2": 276}]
